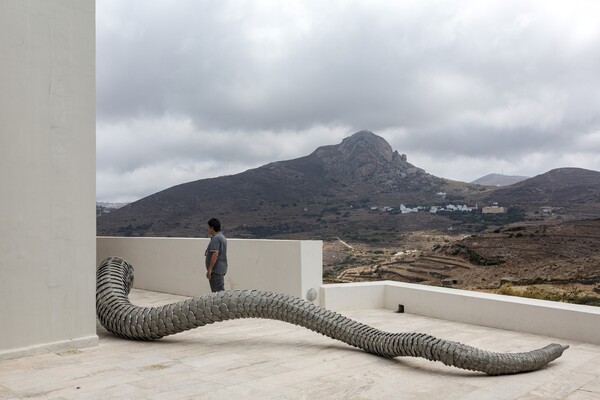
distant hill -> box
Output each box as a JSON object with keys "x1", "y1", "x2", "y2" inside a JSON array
[
  {"x1": 96, "y1": 202, "x2": 129, "y2": 217},
  {"x1": 475, "y1": 167, "x2": 600, "y2": 215},
  {"x1": 97, "y1": 131, "x2": 482, "y2": 239},
  {"x1": 471, "y1": 173, "x2": 529, "y2": 186},
  {"x1": 97, "y1": 202, "x2": 129, "y2": 209},
  {"x1": 97, "y1": 132, "x2": 600, "y2": 240}
]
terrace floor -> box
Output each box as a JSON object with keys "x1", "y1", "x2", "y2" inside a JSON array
[{"x1": 1, "y1": 289, "x2": 600, "y2": 400}]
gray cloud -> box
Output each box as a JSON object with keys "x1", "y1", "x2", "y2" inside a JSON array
[{"x1": 97, "y1": 0, "x2": 600, "y2": 201}]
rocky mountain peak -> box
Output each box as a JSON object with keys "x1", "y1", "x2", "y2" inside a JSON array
[
  {"x1": 313, "y1": 130, "x2": 411, "y2": 181},
  {"x1": 338, "y1": 130, "x2": 395, "y2": 162}
]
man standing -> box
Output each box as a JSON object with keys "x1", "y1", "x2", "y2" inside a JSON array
[{"x1": 205, "y1": 218, "x2": 228, "y2": 292}]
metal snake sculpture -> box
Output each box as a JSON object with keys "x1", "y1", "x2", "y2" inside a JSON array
[{"x1": 97, "y1": 256, "x2": 568, "y2": 375}]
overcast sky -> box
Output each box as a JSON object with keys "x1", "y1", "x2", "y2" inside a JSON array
[{"x1": 97, "y1": 0, "x2": 600, "y2": 202}]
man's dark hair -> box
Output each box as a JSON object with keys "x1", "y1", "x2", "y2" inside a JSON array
[{"x1": 208, "y1": 218, "x2": 221, "y2": 232}]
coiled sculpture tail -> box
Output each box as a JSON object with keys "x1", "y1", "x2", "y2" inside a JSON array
[{"x1": 97, "y1": 257, "x2": 568, "y2": 375}]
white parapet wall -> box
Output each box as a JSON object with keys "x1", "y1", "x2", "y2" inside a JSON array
[
  {"x1": 97, "y1": 237, "x2": 600, "y2": 346},
  {"x1": 97, "y1": 237, "x2": 323, "y2": 302},
  {"x1": 322, "y1": 281, "x2": 600, "y2": 346}
]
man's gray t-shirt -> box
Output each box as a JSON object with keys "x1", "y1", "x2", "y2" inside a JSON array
[{"x1": 205, "y1": 232, "x2": 228, "y2": 274}]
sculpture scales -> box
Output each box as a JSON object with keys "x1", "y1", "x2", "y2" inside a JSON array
[{"x1": 97, "y1": 257, "x2": 568, "y2": 375}]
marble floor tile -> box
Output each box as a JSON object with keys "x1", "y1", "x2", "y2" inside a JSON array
[{"x1": 1, "y1": 288, "x2": 598, "y2": 400}]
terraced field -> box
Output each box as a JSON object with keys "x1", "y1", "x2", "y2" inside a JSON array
[{"x1": 324, "y1": 218, "x2": 600, "y2": 306}]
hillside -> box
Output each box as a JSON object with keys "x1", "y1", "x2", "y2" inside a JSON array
[
  {"x1": 471, "y1": 173, "x2": 529, "y2": 186},
  {"x1": 97, "y1": 131, "x2": 483, "y2": 239},
  {"x1": 324, "y1": 218, "x2": 600, "y2": 306},
  {"x1": 475, "y1": 168, "x2": 600, "y2": 217},
  {"x1": 98, "y1": 131, "x2": 600, "y2": 241}
]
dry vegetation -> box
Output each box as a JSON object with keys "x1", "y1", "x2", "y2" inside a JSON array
[{"x1": 323, "y1": 218, "x2": 600, "y2": 306}]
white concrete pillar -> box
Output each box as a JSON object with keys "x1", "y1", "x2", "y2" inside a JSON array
[{"x1": 0, "y1": 0, "x2": 97, "y2": 359}]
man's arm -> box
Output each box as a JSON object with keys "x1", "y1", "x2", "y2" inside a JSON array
[{"x1": 206, "y1": 251, "x2": 219, "y2": 279}]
